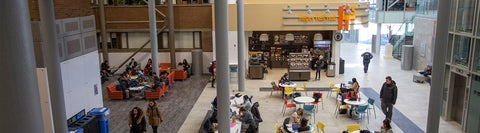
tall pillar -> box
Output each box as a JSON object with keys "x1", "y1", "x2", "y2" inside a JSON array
[
  {"x1": 215, "y1": 0, "x2": 230, "y2": 132},
  {"x1": 99, "y1": 0, "x2": 109, "y2": 61},
  {"x1": 427, "y1": 0, "x2": 450, "y2": 132},
  {"x1": 168, "y1": 0, "x2": 176, "y2": 66},
  {"x1": 237, "y1": 0, "x2": 245, "y2": 92},
  {"x1": 149, "y1": 0, "x2": 159, "y2": 75},
  {"x1": 39, "y1": 0, "x2": 68, "y2": 132},
  {"x1": 0, "y1": 1, "x2": 45, "y2": 132},
  {"x1": 373, "y1": 23, "x2": 381, "y2": 54}
]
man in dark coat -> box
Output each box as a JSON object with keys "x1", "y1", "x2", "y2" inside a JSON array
[
  {"x1": 380, "y1": 76, "x2": 398, "y2": 120},
  {"x1": 361, "y1": 49, "x2": 373, "y2": 73}
]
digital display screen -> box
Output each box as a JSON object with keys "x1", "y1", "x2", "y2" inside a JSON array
[{"x1": 313, "y1": 40, "x2": 331, "y2": 48}]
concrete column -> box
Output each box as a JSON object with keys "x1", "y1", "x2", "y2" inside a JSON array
[
  {"x1": 168, "y1": 0, "x2": 176, "y2": 66},
  {"x1": 149, "y1": 0, "x2": 159, "y2": 75},
  {"x1": 39, "y1": 0, "x2": 68, "y2": 132},
  {"x1": 0, "y1": 1, "x2": 45, "y2": 132},
  {"x1": 427, "y1": 0, "x2": 450, "y2": 132},
  {"x1": 373, "y1": 23, "x2": 382, "y2": 54},
  {"x1": 99, "y1": 0, "x2": 109, "y2": 61},
  {"x1": 215, "y1": 0, "x2": 230, "y2": 132},
  {"x1": 237, "y1": 0, "x2": 245, "y2": 92}
]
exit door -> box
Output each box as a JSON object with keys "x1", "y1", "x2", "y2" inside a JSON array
[
  {"x1": 450, "y1": 73, "x2": 466, "y2": 125},
  {"x1": 466, "y1": 75, "x2": 480, "y2": 133}
]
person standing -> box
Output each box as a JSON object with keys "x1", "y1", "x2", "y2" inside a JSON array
[
  {"x1": 128, "y1": 107, "x2": 147, "y2": 133},
  {"x1": 380, "y1": 76, "x2": 398, "y2": 120},
  {"x1": 210, "y1": 61, "x2": 216, "y2": 88},
  {"x1": 146, "y1": 101, "x2": 163, "y2": 133},
  {"x1": 315, "y1": 58, "x2": 324, "y2": 80},
  {"x1": 361, "y1": 49, "x2": 373, "y2": 73}
]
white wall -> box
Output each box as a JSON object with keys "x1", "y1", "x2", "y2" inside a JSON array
[
  {"x1": 128, "y1": 32, "x2": 151, "y2": 48},
  {"x1": 61, "y1": 51, "x2": 103, "y2": 118},
  {"x1": 212, "y1": 31, "x2": 242, "y2": 64},
  {"x1": 103, "y1": 52, "x2": 213, "y2": 74}
]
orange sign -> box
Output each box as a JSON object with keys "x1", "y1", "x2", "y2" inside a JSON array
[{"x1": 338, "y1": 5, "x2": 356, "y2": 30}]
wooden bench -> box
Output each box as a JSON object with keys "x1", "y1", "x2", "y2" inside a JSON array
[{"x1": 106, "y1": 83, "x2": 123, "y2": 100}]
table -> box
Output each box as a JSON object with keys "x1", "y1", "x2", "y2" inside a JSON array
[
  {"x1": 286, "y1": 123, "x2": 314, "y2": 133},
  {"x1": 214, "y1": 121, "x2": 241, "y2": 133},
  {"x1": 351, "y1": 130, "x2": 375, "y2": 133},
  {"x1": 343, "y1": 98, "x2": 368, "y2": 119},
  {"x1": 294, "y1": 97, "x2": 315, "y2": 104},
  {"x1": 128, "y1": 86, "x2": 144, "y2": 99},
  {"x1": 279, "y1": 83, "x2": 297, "y2": 88}
]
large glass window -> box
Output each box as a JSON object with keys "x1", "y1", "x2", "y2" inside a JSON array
[
  {"x1": 474, "y1": 39, "x2": 480, "y2": 72},
  {"x1": 455, "y1": 0, "x2": 476, "y2": 33},
  {"x1": 416, "y1": 0, "x2": 438, "y2": 16},
  {"x1": 453, "y1": 35, "x2": 471, "y2": 67},
  {"x1": 161, "y1": 31, "x2": 202, "y2": 49},
  {"x1": 447, "y1": 34, "x2": 454, "y2": 63},
  {"x1": 449, "y1": 0, "x2": 457, "y2": 32}
]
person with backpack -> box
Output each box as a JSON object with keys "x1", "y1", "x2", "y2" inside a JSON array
[{"x1": 361, "y1": 49, "x2": 373, "y2": 73}]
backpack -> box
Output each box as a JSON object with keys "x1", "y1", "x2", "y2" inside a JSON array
[
  {"x1": 363, "y1": 53, "x2": 372, "y2": 60},
  {"x1": 208, "y1": 65, "x2": 213, "y2": 73}
]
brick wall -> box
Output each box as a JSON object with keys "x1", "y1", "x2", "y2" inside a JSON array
[{"x1": 29, "y1": 0, "x2": 94, "y2": 21}]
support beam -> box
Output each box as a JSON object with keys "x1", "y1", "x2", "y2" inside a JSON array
[
  {"x1": 427, "y1": 0, "x2": 450, "y2": 132},
  {"x1": 0, "y1": 1, "x2": 45, "y2": 132},
  {"x1": 237, "y1": 0, "x2": 245, "y2": 92},
  {"x1": 99, "y1": 0, "x2": 109, "y2": 61},
  {"x1": 373, "y1": 23, "x2": 381, "y2": 54},
  {"x1": 215, "y1": 0, "x2": 230, "y2": 132},
  {"x1": 149, "y1": 0, "x2": 159, "y2": 76},
  {"x1": 168, "y1": 0, "x2": 176, "y2": 66}
]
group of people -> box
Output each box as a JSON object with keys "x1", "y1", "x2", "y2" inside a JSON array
[
  {"x1": 282, "y1": 108, "x2": 311, "y2": 132},
  {"x1": 128, "y1": 100, "x2": 163, "y2": 133}
]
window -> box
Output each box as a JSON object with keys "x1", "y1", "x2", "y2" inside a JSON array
[
  {"x1": 449, "y1": 0, "x2": 457, "y2": 32},
  {"x1": 474, "y1": 39, "x2": 480, "y2": 72},
  {"x1": 455, "y1": 0, "x2": 476, "y2": 33},
  {"x1": 453, "y1": 35, "x2": 470, "y2": 67},
  {"x1": 161, "y1": 31, "x2": 202, "y2": 49},
  {"x1": 447, "y1": 34, "x2": 454, "y2": 63}
]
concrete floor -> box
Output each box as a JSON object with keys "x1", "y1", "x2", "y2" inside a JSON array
[{"x1": 178, "y1": 43, "x2": 463, "y2": 133}]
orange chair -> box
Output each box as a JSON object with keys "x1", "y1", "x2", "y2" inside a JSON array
[
  {"x1": 172, "y1": 69, "x2": 187, "y2": 81},
  {"x1": 145, "y1": 83, "x2": 167, "y2": 100},
  {"x1": 159, "y1": 63, "x2": 171, "y2": 72},
  {"x1": 282, "y1": 96, "x2": 297, "y2": 116},
  {"x1": 168, "y1": 71, "x2": 175, "y2": 85},
  {"x1": 106, "y1": 83, "x2": 123, "y2": 100}
]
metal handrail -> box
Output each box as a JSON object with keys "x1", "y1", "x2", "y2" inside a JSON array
[{"x1": 112, "y1": 25, "x2": 167, "y2": 73}]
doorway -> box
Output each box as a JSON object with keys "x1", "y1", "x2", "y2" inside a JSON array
[
  {"x1": 450, "y1": 73, "x2": 467, "y2": 125},
  {"x1": 466, "y1": 75, "x2": 480, "y2": 133}
]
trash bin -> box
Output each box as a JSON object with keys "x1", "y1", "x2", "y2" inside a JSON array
[
  {"x1": 339, "y1": 58, "x2": 345, "y2": 74},
  {"x1": 192, "y1": 49, "x2": 203, "y2": 75},
  {"x1": 74, "y1": 115, "x2": 99, "y2": 133},
  {"x1": 88, "y1": 107, "x2": 110, "y2": 133},
  {"x1": 327, "y1": 62, "x2": 336, "y2": 77},
  {"x1": 68, "y1": 127, "x2": 83, "y2": 133},
  {"x1": 401, "y1": 45, "x2": 414, "y2": 70}
]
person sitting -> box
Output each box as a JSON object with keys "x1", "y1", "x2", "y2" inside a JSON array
[
  {"x1": 291, "y1": 108, "x2": 304, "y2": 124},
  {"x1": 419, "y1": 65, "x2": 432, "y2": 77},
  {"x1": 241, "y1": 95, "x2": 252, "y2": 110},
  {"x1": 159, "y1": 72, "x2": 169, "y2": 86},
  {"x1": 179, "y1": 59, "x2": 190, "y2": 72},
  {"x1": 347, "y1": 78, "x2": 360, "y2": 98},
  {"x1": 101, "y1": 60, "x2": 112, "y2": 77},
  {"x1": 280, "y1": 73, "x2": 290, "y2": 84},
  {"x1": 144, "y1": 58, "x2": 153, "y2": 76},
  {"x1": 297, "y1": 118, "x2": 310, "y2": 132},
  {"x1": 232, "y1": 93, "x2": 244, "y2": 107},
  {"x1": 236, "y1": 107, "x2": 256, "y2": 133}
]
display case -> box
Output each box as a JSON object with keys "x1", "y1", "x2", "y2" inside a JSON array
[{"x1": 288, "y1": 53, "x2": 311, "y2": 81}]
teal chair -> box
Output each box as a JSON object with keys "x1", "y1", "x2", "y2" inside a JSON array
[
  {"x1": 303, "y1": 105, "x2": 316, "y2": 123},
  {"x1": 355, "y1": 105, "x2": 369, "y2": 123},
  {"x1": 367, "y1": 98, "x2": 377, "y2": 118}
]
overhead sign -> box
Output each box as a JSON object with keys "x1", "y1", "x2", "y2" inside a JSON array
[{"x1": 338, "y1": 5, "x2": 356, "y2": 30}]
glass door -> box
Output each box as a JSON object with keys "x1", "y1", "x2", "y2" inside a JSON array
[{"x1": 466, "y1": 75, "x2": 480, "y2": 133}]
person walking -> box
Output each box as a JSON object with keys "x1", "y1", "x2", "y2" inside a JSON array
[
  {"x1": 380, "y1": 76, "x2": 398, "y2": 120},
  {"x1": 210, "y1": 61, "x2": 216, "y2": 88},
  {"x1": 128, "y1": 107, "x2": 147, "y2": 133},
  {"x1": 314, "y1": 58, "x2": 324, "y2": 80},
  {"x1": 361, "y1": 49, "x2": 373, "y2": 73},
  {"x1": 146, "y1": 100, "x2": 163, "y2": 133}
]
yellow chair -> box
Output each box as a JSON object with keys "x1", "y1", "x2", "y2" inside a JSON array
[
  {"x1": 328, "y1": 81, "x2": 340, "y2": 98},
  {"x1": 316, "y1": 121, "x2": 325, "y2": 133},
  {"x1": 295, "y1": 82, "x2": 308, "y2": 96},
  {"x1": 334, "y1": 99, "x2": 350, "y2": 118},
  {"x1": 275, "y1": 123, "x2": 282, "y2": 133},
  {"x1": 284, "y1": 87, "x2": 294, "y2": 96},
  {"x1": 346, "y1": 124, "x2": 360, "y2": 132}
]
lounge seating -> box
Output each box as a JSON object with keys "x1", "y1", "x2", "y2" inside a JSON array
[
  {"x1": 145, "y1": 83, "x2": 168, "y2": 100},
  {"x1": 106, "y1": 83, "x2": 123, "y2": 100},
  {"x1": 159, "y1": 63, "x2": 171, "y2": 72},
  {"x1": 168, "y1": 71, "x2": 175, "y2": 85},
  {"x1": 172, "y1": 69, "x2": 187, "y2": 81}
]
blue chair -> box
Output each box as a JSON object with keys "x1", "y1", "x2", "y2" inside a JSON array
[
  {"x1": 356, "y1": 104, "x2": 369, "y2": 123},
  {"x1": 303, "y1": 105, "x2": 316, "y2": 123},
  {"x1": 367, "y1": 98, "x2": 377, "y2": 118}
]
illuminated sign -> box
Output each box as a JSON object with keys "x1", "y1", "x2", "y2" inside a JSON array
[{"x1": 338, "y1": 5, "x2": 356, "y2": 30}]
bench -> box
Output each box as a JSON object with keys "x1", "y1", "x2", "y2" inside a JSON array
[
  {"x1": 145, "y1": 82, "x2": 168, "y2": 100},
  {"x1": 172, "y1": 69, "x2": 187, "y2": 81},
  {"x1": 106, "y1": 83, "x2": 123, "y2": 100}
]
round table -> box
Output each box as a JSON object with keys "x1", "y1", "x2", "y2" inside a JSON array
[
  {"x1": 294, "y1": 96, "x2": 315, "y2": 104},
  {"x1": 343, "y1": 98, "x2": 368, "y2": 106},
  {"x1": 279, "y1": 83, "x2": 297, "y2": 88}
]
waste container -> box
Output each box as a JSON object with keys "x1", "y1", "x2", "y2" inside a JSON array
[
  {"x1": 401, "y1": 45, "x2": 414, "y2": 70},
  {"x1": 68, "y1": 127, "x2": 83, "y2": 133},
  {"x1": 88, "y1": 107, "x2": 110, "y2": 133},
  {"x1": 74, "y1": 115, "x2": 99, "y2": 133},
  {"x1": 192, "y1": 49, "x2": 203, "y2": 75},
  {"x1": 327, "y1": 62, "x2": 336, "y2": 77},
  {"x1": 339, "y1": 58, "x2": 345, "y2": 74}
]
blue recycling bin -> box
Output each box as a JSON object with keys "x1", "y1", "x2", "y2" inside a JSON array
[
  {"x1": 68, "y1": 127, "x2": 83, "y2": 133},
  {"x1": 88, "y1": 107, "x2": 110, "y2": 133}
]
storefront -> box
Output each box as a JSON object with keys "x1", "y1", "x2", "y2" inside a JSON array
[{"x1": 223, "y1": 0, "x2": 369, "y2": 79}]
